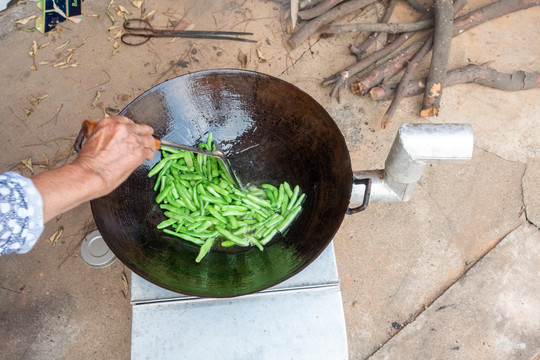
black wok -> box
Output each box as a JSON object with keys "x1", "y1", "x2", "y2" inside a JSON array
[{"x1": 91, "y1": 69, "x2": 368, "y2": 297}]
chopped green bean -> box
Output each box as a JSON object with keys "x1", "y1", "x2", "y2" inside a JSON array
[
  {"x1": 157, "y1": 218, "x2": 177, "y2": 229},
  {"x1": 283, "y1": 181, "x2": 293, "y2": 198},
  {"x1": 196, "y1": 236, "x2": 216, "y2": 263},
  {"x1": 216, "y1": 226, "x2": 250, "y2": 246},
  {"x1": 163, "y1": 228, "x2": 204, "y2": 245},
  {"x1": 260, "y1": 229, "x2": 278, "y2": 245},
  {"x1": 287, "y1": 185, "x2": 300, "y2": 212},
  {"x1": 245, "y1": 234, "x2": 264, "y2": 251},
  {"x1": 148, "y1": 132, "x2": 306, "y2": 262},
  {"x1": 277, "y1": 205, "x2": 303, "y2": 233}
]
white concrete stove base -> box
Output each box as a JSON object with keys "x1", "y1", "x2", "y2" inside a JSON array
[{"x1": 130, "y1": 242, "x2": 348, "y2": 359}]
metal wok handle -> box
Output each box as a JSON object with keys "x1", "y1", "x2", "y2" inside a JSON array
[{"x1": 346, "y1": 177, "x2": 372, "y2": 215}]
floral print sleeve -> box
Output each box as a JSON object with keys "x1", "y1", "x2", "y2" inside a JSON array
[{"x1": 0, "y1": 172, "x2": 44, "y2": 255}]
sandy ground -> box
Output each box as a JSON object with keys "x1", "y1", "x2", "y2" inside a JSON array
[{"x1": 0, "y1": 0, "x2": 539, "y2": 359}]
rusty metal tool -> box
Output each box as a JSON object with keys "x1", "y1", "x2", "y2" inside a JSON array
[{"x1": 121, "y1": 19, "x2": 257, "y2": 46}]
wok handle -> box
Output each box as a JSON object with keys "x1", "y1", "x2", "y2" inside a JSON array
[
  {"x1": 73, "y1": 120, "x2": 162, "y2": 152},
  {"x1": 346, "y1": 177, "x2": 372, "y2": 215}
]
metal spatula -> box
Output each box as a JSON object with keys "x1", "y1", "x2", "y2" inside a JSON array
[{"x1": 74, "y1": 120, "x2": 241, "y2": 188}]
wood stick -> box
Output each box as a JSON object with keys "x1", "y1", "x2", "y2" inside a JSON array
[
  {"x1": 323, "y1": 31, "x2": 415, "y2": 86},
  {"x1": 327, "y1": 18, "x2": 434, "y2": 33},
  {"x1": 405, "y1": 0, "x2": 431, "y2": 12},
  {"x1": 350, "y1": 0, "x2": 398, "y2": 61},
  {"x1": 298, "y1": 0, "x2": 345, "y2": 19},
  {"x1": 351, "y1": 0, "x2": 538, "y2": 97},
  {"x1": 381, "y1": 35, "x2": 434, "y2": 128},
  {"x1": 350, "y1": 34, "x2": 429, "y2": 95},
  {"x1": 419, "y1": 0, "x2": 454, "y2": 117},
  {"x1": 300, "y1": 0, "x2": 326, "y2": 9},
  {"x1": 453, "y1": 0, "x2": 540, "y2": 34},
  {"x1": 324, "y1": 7, "x2": 433, "y2": 98},
  {"x1": 380, "y1": 0, "x2": 466, "y2": 126},
  {"x1": 289, "y1": 0, "x2": 379, "y2": 48},
  {"x1": 370, "y1": 64, "x2": 540, "y2": 100}
]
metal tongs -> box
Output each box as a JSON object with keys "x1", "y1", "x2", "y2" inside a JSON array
[
  {"x1": 121, "y1": 19, "x2": 257, "y2": 46},
  {"x1": 74, "y1": 120, "x2": 242, "y2": 188}
]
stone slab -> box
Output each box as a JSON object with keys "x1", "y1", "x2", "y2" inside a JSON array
[{"x1": 369, "y1": 223, "x2": 540, "y2": 360}]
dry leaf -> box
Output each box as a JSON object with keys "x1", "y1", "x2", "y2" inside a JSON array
[
  {"x1": 238, "y1": 50, "x2": 248, "y2": 68},
  {"x1": 30, "y1": 64, "x2": 37, "y2": 71},
  {"x1": 106, "y1": 10, "x2": 115, "y2": 25},
  {"x1": 117, "y1": 93, "x2": 130, "y2": 101},
  {"x1": 112, "y1": 29, "x2": 123, "y2": 39},
  {"x1": 22, "y1": 157, "x2": 34, "y2": 173},
  {"x1": 131, "y1": 0, "x2": 143, "y2": 8},
  {"x1": 107, "y1": 0, "x2": 114, "y2": 9},
  {"x1": 118, "y1": 5, "x2": 130, "y2": 14},
  {"x1": 24, "y1": 108, "x2": 33, "y2": 116},
  {"x1": 47, "y1": 226, "x2": 64, "y2": 246},
  {"x1": 30, "y1": 94, "x2": 48, "y2": 106},
  {"x1": 148, "y1": 63, "x2": 159, "y2": 75},
  {"x1": 60, "y1": 62, "x2": 78, "y2": 69},
  {"x1": 38, "y1": 40, "x2": 52, "y2": 49},
  {"x1": 256, "y1": 48, "x2": 267, "y2": 62},
  {"x1": 42, "y1": 153, "x2": 50, "y2": 166},
  {"x1": 15, "y1": 15, "x2": 36, "y2": 25},
  {"x1": 108, "y1": 25, "x2": 120, "y2": 32},
  {"x1": 29, "y1": 40, "x2": 38, "y2": 57},
  {"x1": 92, "y1": 90, "x2": 102, "y2": 108},
  {"x1": 173, "y1": 20, "x2": 188, "y2": 31},
  {"x1": 53, "y1": 60, "x2": 68, "y2": 67},
  {"x1": 79, "y1": 37, "x2": 90, "y2": 47},
  {"x1": 54, "y1": 40, "x2": 70, "y2": 51},
  {"x1": 112, "y1": 43, "x2": 121, "y2": 56},
  {"x1": 121, "y1": 271, "x2": 129, "y2": 298},
  {"x1": 142, "y1": 9, "x2": 155, "y2": 20}
]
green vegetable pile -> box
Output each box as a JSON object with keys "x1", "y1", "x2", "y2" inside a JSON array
[{"x1": 148, "y1": 133, "x2": 305, "y2": 263}]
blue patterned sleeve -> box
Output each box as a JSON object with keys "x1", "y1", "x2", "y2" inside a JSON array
[{"x1": 0, "y1": 172, "x2": 44, "y2": 255}]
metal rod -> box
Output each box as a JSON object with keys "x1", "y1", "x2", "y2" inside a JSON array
[{"x1": 350, "y1": 123, "x2": 473, "y2": 204}]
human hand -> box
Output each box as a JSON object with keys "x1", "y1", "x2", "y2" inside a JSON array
[{"x1": 74, "y1": 116, "x2": 157, "y2": 197}]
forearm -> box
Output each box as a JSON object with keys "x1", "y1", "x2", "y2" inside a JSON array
[{"x1": 31, "y1": 163, "x2": 104, "y2": 223}]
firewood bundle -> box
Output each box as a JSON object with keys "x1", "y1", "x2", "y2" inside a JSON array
[{"x1": 285, "y1": 0, "x2": 540, "y2": 128}]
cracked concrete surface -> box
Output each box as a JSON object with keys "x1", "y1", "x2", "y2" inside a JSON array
[
  {"x1": 369, "y1": 223, "x2": 540, "y2": 360},
  {"x1": 523, "y1": 158, "x2": 540, "y2": 228},
  {"x1": 0, "y1": 0, "x2": 539, "y2": 359}
]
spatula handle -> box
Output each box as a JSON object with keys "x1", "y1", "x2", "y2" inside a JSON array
[{"x1": 74, "y1": 120, "x2": 162, "y2": 152}]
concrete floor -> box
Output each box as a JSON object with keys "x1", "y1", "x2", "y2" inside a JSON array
[{"x1": 0, "y1": 0, "x2": 539, "y2": 359}]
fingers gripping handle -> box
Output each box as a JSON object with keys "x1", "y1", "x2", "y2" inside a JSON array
[{"x1": 73, "y1": 120, "x2": 161, "y2": 152}]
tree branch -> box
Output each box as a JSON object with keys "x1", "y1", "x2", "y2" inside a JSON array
[
  {"x1": 289, "y1": 0, "x2": 379, "y2": 48},
  {"x1": 381, "y1": 35, "x2": 434, "y2": 128},
  {"x1": 350, "y1": 0, "x2": 398, "y2": 61},
  {"x1": 326, "y1": 18, "x2": 434, "y2": 33},
  {"x1": 298, "y1": 0, "x2": 345, "y2": 19},
  {"x1": 419, "y1": 0, "x2": 453, "y2": 117},
  {"x1": 350, "y1": 0, "x2": 538, "y2": 98},
  {"x1": 350, "y1": 34, "x2": 429, "y2": 95},
  {"x1": 370, "y1": 64, "x2": 540, "y2": 100}
]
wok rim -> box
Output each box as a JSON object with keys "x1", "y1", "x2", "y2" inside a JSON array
[{"x1": 91, "y1": 69, "x2": 353, "y2": 297}]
